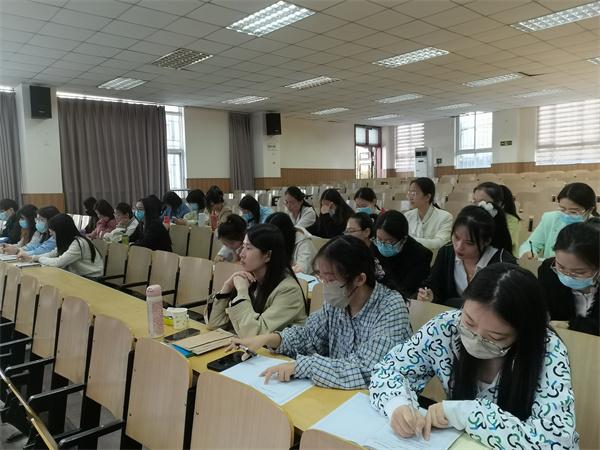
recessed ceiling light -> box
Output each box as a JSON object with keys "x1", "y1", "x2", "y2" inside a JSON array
[
  {"x1": 512, "y1": 1, "x2": 600, "y2": 32},
  {"x1": 514, "y1": 89, "x2": 563, "y2": 98},
  {"x1": 97, "y1": 77, "x2": 146, "y2": 90},
  {"x1": 0, "y1": 85, "x2": 14, "y2": 92},
  {"x1": 376, "y1": 94, "x2": 423, "y2": 103},
  {"x1": 373, "y1": 47, "x2": 449, "y2": 68},
  {"x1": 227, "y1": 1, "x2": 315, "y2": 37},
  {"x1": 311, "y1": 107, "x2": 349, "y2": 115},
  {"x1": 222, "y1": 96, "x2": 269, "y2": 105},
  {"x1": 285, "y1": 76, "x2": 339, "y2": 90},
  {"x1": 152, "y1": 48, "x2": 213, "y2": 70},
  {"x1": 434, "y1": 103, "x2": 473, "y2": 110},
  {"x1": 463, "y1": 73, "x2": 523, "y2": 87},
  {"x1": 368, "y1": 114, "x2": 401, "y2": 120},
  {"x1": 587, "y1": 56, "x2": 600, "y2": 64}
]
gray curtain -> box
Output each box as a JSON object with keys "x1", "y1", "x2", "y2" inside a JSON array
[
  {"x1": 0, "y1": 92, "x2": 22, "y2": 202},
  {"x1": 229, "y1": 112, "x2": 254, "y2": 190},
  {"x1": 58, "y1": 98, "x2": 169, "y2": 213}
]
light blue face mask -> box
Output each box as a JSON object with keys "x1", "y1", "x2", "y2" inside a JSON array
[
  {"x1": 242, "y1": 212, "x2": 253, "y2": 223},
  {"x1": 189, "y1": 203, "x2": 199, "y2": 212},
  {"x1": 556, "y1": 271, "x2": 597, "y2": 290},
  {"x1": 36, "y1": 221, "x2": 47, "y2": 233},
  {"x1": 560, "y1": 212, "x2": 586, "y2": 225},
  {"x1": 0, "y1": 211, "x2": 7, "y2": 221},
  {"x1": 356, "y1": 207, "x2": 373, "y2": 215},
  {"x1": 134, "y1": 210, "x2": 145, "y2": 222},
  {"x1": 375, "y1": 240, "x2": 401, "y2": 258},
  {"x1": 18, "y1": 219, "x2": 28, "y2": 229}
]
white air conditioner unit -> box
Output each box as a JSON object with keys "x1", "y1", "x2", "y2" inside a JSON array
[{"x1": 414, "y1": 147, "x2": 433, "y2": 178}]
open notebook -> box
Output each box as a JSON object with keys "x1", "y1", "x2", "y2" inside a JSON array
[{"x1": 172, "y1": 329, "x2": 234, "y2": 355}]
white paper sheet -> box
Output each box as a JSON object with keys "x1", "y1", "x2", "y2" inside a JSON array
[
  {"x1": 221, "y1": 355, "x2": 313, "y2": 405},
  {"x1": 0, "y1": 254, "x2": 18, "y2": 261},
  {"x1": 311, "y1": 393, "x2": 461, "y2": 450}
]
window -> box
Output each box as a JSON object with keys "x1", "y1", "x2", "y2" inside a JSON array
[
  {"x1": 165, "y1": 105, "x2": 186, "y2": 190},
  {"x1": 536, "y1": 99, "x2": 600, "y2": 165},
  {"x1": 355, "y1": 125, "x2": 383, "y2": 179},
  {"x1": 395, "y1": 123, "x2": 424, "y2": 172},
  {"x1": 455, "y1": 111, "x2": 492, "y2": 169}
]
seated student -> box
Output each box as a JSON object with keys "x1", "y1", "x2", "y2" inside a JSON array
[
  {"x1": 214, "y1": 214, "x2": 246, "y2": 263},
  {"x1": 539, "y1": 220, "x2": 600, "y2": 336},
  {"x1": 472, "y1": 182, "x2": 521, "y2": 255},
  {"x1": 1, "y1": 204, "x2": 37, "y2": 253},
  {"x1": 307, "y1": 188, "x2": 354, "y2": 238},
  {"x1": 284, "y1": 186, "x2": 316, "y2": 229},
  {"x1": 82, "y1": 196, "x2": 98, "y2": 234},
  {"x1": 103, "y1": 203, "x2": 139, "y2": 243},
  {"x1": 162, "y1": 191, "x2": 190, "y2": 220},
  {"x1": 24, "y1": 214, "x2": 104, "y2": 278},
  {"x1": 370, "y1": 264, "x2": 578, "y2": 449},
  {"x1": 86, "y1": 199, "x2": 117, "y2": 240},
  {"x1": 344, "y1": 212, "x2": 374, "y2": 247},
  {"x1": 520, "y1": 182, "x2": 598, "y2": 259},
  {"x1": 0, "y1": 198, "x2": 21, "y2": 244},
  {"x1": 354, "y1": 187, "x2": 381, "y2": 220},
  {"x1": 206, "y1": 185, "x2": 232, "y2": 230},
  {"x1": 373, "y1": 210, "x2": 432, "y2": 300},
  {"x1": 405, "y1": 177, "x2": 453, "y2": 252},
  {"x1": 174, "y1": 189, "x2": 208, "y2": 226},
  {"x1": 418, "y1": 204, "x2": 516, "y2": 307},
  {"x1": 207, "y1": 224, "x2": 307, "y2": 337},
  {"x1": 239, "y1": 195, "x2": 273, "y2": 227},
  {"x1": 16, "y1": 206, "x2": 60, "y2": 257},
  {"x1": 266, "y1": 212, "x2": 317, "y2": 274},
  {"x1": 130, "y1": 197, "x2": 172, "y2": 252},
  {"x1": 228, "y1": 235, "x2": 412, "y2": 390}
]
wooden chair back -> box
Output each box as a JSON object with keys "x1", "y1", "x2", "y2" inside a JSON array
[
  {"x1": 31, "y1": 285, "x2": 61, "y2": 359},
  {"x1": 86, "y1": 315, "x2": 133, "y2": 419},
  {"x1": 104, "y1": 242, "x2": 128, "y2": 283},
  {"x1": 188, "y1": 226, "x2": 212, "y2": 259},
  {"x1": 14, "y1": 274, "x2": 40, "y2": 337},
  {"x1": 2, "y1": 266, "x2": 21, "y2": 321},
  {"x1": 149, "y1": 250, "x2": 180, "y2": 305},
  {"x1": 176, "y1": 257, "x2": 212, "y2": 306},
  {"x1": 311, "y1": 236, "x2": 329, "y2": 253},
  {"x1": 212, "y1": 261, "x2": 242, "y2": 295},
  {"x1": 210, "y1": 232, "x2": 223, "y2": 260},
  {"x1": 124, "y1": 245, "x2": 152, "y2": 295},
  {"x1": 92, "y1": 238, "x2": 109, "y2": 260},
  {"x1": 53, "y1": 296, "x2": 91, "y2": 384},
  {"x1": 518, "y1": 255, "x2": 542, "y2": 277},
  {"x1": 310, "y1": 283, "x2": 324, "y2": 314},
  {"x1": 169, "y1": 224, "x2": 190, "y2": 256},
  {"x1": 126, "y1": 338, "x2": 192, "y2": 449},
  {"x1": 408, "y1": 299, "x2": 452, "y2": 332},
  {"x1": 191, "y1": 371, "x2": 293, "y2": 450},
  {"x1": 556, "y1": 328, "x2": 600, "y2": 450},
  {"x1": 300, "y1": 429, "x2": 363, "y2": 450},
  {"x1": 0, "y1": 261, "x2": 8, "y2": 309}
]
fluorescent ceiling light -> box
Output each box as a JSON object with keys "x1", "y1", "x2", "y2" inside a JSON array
[
  {"x1": 0, "y1": 85, "x2": 14, "y2": 92},
  {"x1": 227, "y1": 1, "x2": 314, "y2": 37},
  {"x1": 152, "y1": 48, "x2": 212, "y2": 69},
  {"x1": 57, "y1": 91, "x2": 158, "y2": 105},
  {"x1": 222, "y1": 96, "x2": 268, "y2": 105},
  {"x1": 434, "y1": 103, "x2": 473, "y2": 110},
  {"x1": 512, "y1": 1, "x2": 600, "y2": 32},
  {"x1": 587, "y1": 56, "x2": 600, "y2": 64},
  {"x1": 368, "y1": 114, "x2": 401, "y2": 120},
  {"x1": 514, "y1": 89, "x2": 562, "y2": 98},
  {"x1": 376, "y1": 94, "x2": 422, "y2": 103},
  {"x1": 285, "y1": 76, "x2": 339, "y2": 90},
  {"x1": 97, "y1": 77, "x2": 146, "y2": 90},
  {"x1": 311, "y1": 107, "x2": 349, "y2": 115},
  {"x1": 373, "y1": 47, "x2": 449, "y2": 68},
  {"x1": 463, "y1": 73, "x2": 523, "y2": 87}
]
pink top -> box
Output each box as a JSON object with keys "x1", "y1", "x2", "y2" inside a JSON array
[{"x1": 87, "y1": 218, "x2": 116, "y2": 240}]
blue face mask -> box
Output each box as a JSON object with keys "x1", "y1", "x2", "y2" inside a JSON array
[
  {"x1": 0, "y1": 211, "x2": 7, "y2": 221},
  {"x1": 19, "y1": 219, "x2": 28, "y2": 229},
  {"x1": 242, "y1": 212, "x2": 253, "y2": 223},
  {"x1": 556, "y1": 271, "x2": 596, "y2": 290},
  {"x1": 36, "y1": 221, "x2": 47, "y2": 233},
  {"x1": 560, "y1": 212, "x2": 585, "y2": 225},
  {"x1": 356, "y1": 207, "x2": 373, "y2": 215},
  {"x1": 375, "y1": 240, "x2": 401, "y2": 258},
  {"x1": 134, "y1": 210, "x2": 145, "y2": 222},
  {"x1": 189, "y1": 203, "x2": 199, "y2": 212}
]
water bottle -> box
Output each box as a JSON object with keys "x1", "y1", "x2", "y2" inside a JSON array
[
  {"x1": 146, "y1": 285, "x2": 164, "y2": 338},
  {"x1": 121, "y1": 234, "x2": 129, "y2": 245}
]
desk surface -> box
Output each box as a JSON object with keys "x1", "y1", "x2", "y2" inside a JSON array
[{"x1": 24, "y1": 266, "x2": 485, "y2": 449}]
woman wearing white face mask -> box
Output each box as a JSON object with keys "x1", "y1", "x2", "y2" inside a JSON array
[
  {"x1": 370, "y1": 263, "x2": 578, "y2": 448},
  {"x1": 227, "y1": 235, "x2": 412, "y2": 390},
  {"x1": 539, "y1": 219, "x2": 599, "y2": 336}
]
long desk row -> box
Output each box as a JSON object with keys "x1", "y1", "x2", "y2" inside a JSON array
[{"x1": 22, "y1": 266, "x2": 485, "y2": 449}]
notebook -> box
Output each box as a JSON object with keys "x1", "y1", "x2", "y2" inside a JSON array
[
  {"x1": 173, "y1": 328, "x2": 234, "y2": 355},
  {"x1": 0, "y1": 254, "x2": 18, "y2": 261}
]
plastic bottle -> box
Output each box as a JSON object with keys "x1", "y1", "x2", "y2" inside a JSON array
[{"x1": 146, "y1": 285, "x2": 164, "y2": 338}]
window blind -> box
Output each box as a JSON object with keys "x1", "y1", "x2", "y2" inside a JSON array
[{"x1": 395, "y1": 123, "x2": 424, "y2": 172}]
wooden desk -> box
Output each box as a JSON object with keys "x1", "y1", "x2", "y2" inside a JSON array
[{"x1": 25, "y1": 267, "x2": 485, "y2": 449}]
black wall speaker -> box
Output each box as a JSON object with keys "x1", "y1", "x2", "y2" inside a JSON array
[
  {"x1": 265, "y1": 112, "x2": 281, "y2": 135},
  {"x1": 30, "y1": 85, "x2": 52, "y2": 119}
]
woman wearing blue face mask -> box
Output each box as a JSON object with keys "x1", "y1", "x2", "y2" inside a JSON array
[
  {"x1": 14, "y1": 206, "x2": 60, "y2": 257},
  {"x1": 0, "y1": 198, "x2": 20, "y2": 244},
  {"x1": 354, "y1": 187, "x2": 381, "y2": 220},
  {"x1": 519, "y1": 182, "x2": 598, "y2": 260},
  {"x1": 161, "y1": 191, "x2": 190, "y2": 220},
  {"x1": 129, "y1": 197, "x2": 172, "y2": 251},
  {"x1": 239, "y1": 195, "x2": 273, "y2": 228},
  {"x1": 373, "y1": 210, "x2": 432, "y2": 300},
  {"x1": 539, "y1": 219, "x2": 599, "y2": 336},
  {"x1": 0, "y1": 204, "x2": 37, "y2": 254}
]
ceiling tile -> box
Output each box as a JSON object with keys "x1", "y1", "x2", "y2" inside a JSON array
[
  {"x1": 187, "y1": 3, "x2": 245, "y2": 26},
  {"x1": 128, "y1": 40, "x2": 174, "y2": 56},
  {"x1": 291, "y1": 12, "x2": 346, "y2": 33},
  {"x1": 87, "y1": 32, "x2": 138, "y2": 49},
  {"x1": 29, "y1": 34, "x2": 81, "y2": 51},
  {"x1": 300, "y1": 51, "x2": 341, "y2": 64},
  {"x1": 0, "y1": 41, "x2": 24, "y2": 52},
  {"x1": 118, "y1": 6, "x2": 178, "y2": 27},
  {"x1": 145, "y1": 29, "x2": 196, "y2": 47},
  {"x1": 463, "y1": 0, "x2": 528, "y2": 16},
  {"x1": 272, "y1": 44, "x2": 316, "y2": 58},
  {"x1": 74, "y1": 42, "x2": 122, "y2": 57},
  {"x1": 358, "y1": 9, "x2": 413, "y2": 30},
  {"x1": 187, "y1": 38, "x2": 231, "y2": 54},
  {"x1": 219, "y1": 46, "x2": 263, "y2": 60},
  {"x1": 37, "y1": 22, "x2": 96, "y2": 41},
  {"x1": 322, "y1": 1, "x2": 386, "y2": 21},
  {"x1": 239, "y1": 38, "x2": 288, "y2": 52},
  {"x1": 164, "y1": 17, "x2": 219, "y2": 38},
  {"x1": 62, "y1": 52, "x2": 107, "y2": 65},
  {"x1": 52, "y1": 9, "x2": 113, "y2": 30},
  {"x1": 325, "y1": 23, "x2": 377, "y2": 41},
  {"x1": 51, "y1": 60, "x2": 94, "y2": 71},
  {"x1": 386, "y1": 20, "x2": 439, "y2": 38},
  {"x1": 264, "y1": 27, "x2": 316, "y2": 44},
  {"x1": 296, "y1": 35, "x2": 345, "y2": 51},
  {"x1": 19, "y1": 44, "x2": 67, "y2": 59},
  {"x1": 395, "y1": 0, "x2": 455, "y2": 18},
  {"x1": 490, "y1": 3, "x2": 553, "y2": 25},
  {"x1": 470, "y1": 25, "x2": 522, "y2": 43},
  {"x1": 0, "y1": 13, "x2": 47, "y2": 32},
  {"x1": 422, "y1": 6, "x2": 483, "y2": 27},
  {"x1": 327, "y1": 41, "x2": 373, "y2": 57},
  {"x1": 63, "y1": 0, "x2": 132, "y2": 18},
  {"x1": 1, "y1": 0, "x2": 59, "y2": 20},
  {"x1": 291, "y1": 0, "x2": 345, "y2": 11},
  {"x1": 0, "y1": 29, "x2": 34, "y2": 43},
  {"x1": 204, "y1": 28, "x2": 254, "y2": 45},
  {"x1": 138, "y1": 0, "x2": 205, "y2": 16},
  {"x1": 448, "y1": 17, "x2": 504, "y2": 36},
  {"x1": 210, "y1": 0, "x2": 274, "y2": 13}
]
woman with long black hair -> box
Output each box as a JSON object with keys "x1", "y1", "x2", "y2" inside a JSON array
[
  {"x1": 307, "y1": 188, "x2": 354, "y2": 238},
  {"x1": 130, "y1": 196, "x2": 172, "y2": 252},
  {"x1": 370, "y1": 263, "x2": 578, "y2": 448},
  {"x1": 284, "y1": 186, "x2": 316, "y2": 229}
]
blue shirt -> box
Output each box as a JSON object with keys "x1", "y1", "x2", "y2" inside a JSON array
[
  {"x1": 259, "y1": 206, "x2": 273, "y2": 224},
  {"x1": 24, "y1": 236, "x2": 56, "y2": 256},
  {"x1": 163, "y1": 204, "x2": 191, "y2": 219}
]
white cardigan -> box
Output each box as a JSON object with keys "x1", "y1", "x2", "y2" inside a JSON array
[
  {"x1": 37, "y1": 237, "x2": 104, "y2": 277},
  {"x1": 293, "y1": 228, "x2": 317, "y2": 274},
  {"x1": 405, "y1": 205, "x2": 453, "y2": 251},
  {"x1": 289, "y1": 205, "x2": 316, "y2": 229}
]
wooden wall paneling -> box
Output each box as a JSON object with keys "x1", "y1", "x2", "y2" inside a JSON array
[
  {"x1": 434, "y1": 162, "x2": 600, "y2": 177},
  {"x1": 187, "y1": 178, "x2": 230, "y2": 192},
  {"x1": 22, "y1": 193, "x2": 65, "y2": 211}
]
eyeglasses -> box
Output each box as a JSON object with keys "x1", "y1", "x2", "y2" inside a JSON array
[
  {"x1": 551, "y1": 262, "x2": 597, "y2": 279},
  {"x1": 459, "y1": 323, "x2": 510, "y2": 356},
  {"x1": 372, "y1": 238, "x2": 399, "y2": 247},
  {"x1": 344, "y1": 228, "x2": 361, "y2": 234}
]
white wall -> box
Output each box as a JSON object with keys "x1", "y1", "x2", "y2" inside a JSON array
[
  {"x1": 251, "y1": 112, "x2": 281, "y2": 178},
  {"x1": 184, "y1": 107, "x2": 229, "y2": 178},
  {"x1": 15, "y1": 84, "x2": 62, "y2": 193}
]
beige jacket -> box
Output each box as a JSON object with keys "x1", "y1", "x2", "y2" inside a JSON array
[{"x1": 207, "y1": 275, "x2": 307, "y2": 337}]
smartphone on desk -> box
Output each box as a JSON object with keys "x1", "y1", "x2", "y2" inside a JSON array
[
  {"x1": 163, "y1": 328, "x2": 200, "y2": 342},
  {"x1": 207, "y1": 351, "x2": 246, "y2": 372}
]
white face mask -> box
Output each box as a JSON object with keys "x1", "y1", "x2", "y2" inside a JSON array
[
  {"x1": 459, "y1": 323, "x2": 511, "y2": 360},
  {"x1": 323, "y1": 282, "x2": 349, "y2": 308}
]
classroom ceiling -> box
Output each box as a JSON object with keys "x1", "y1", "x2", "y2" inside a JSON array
[{"x1": 0, "y1": 0, "x2": 598, "y2": 125}]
